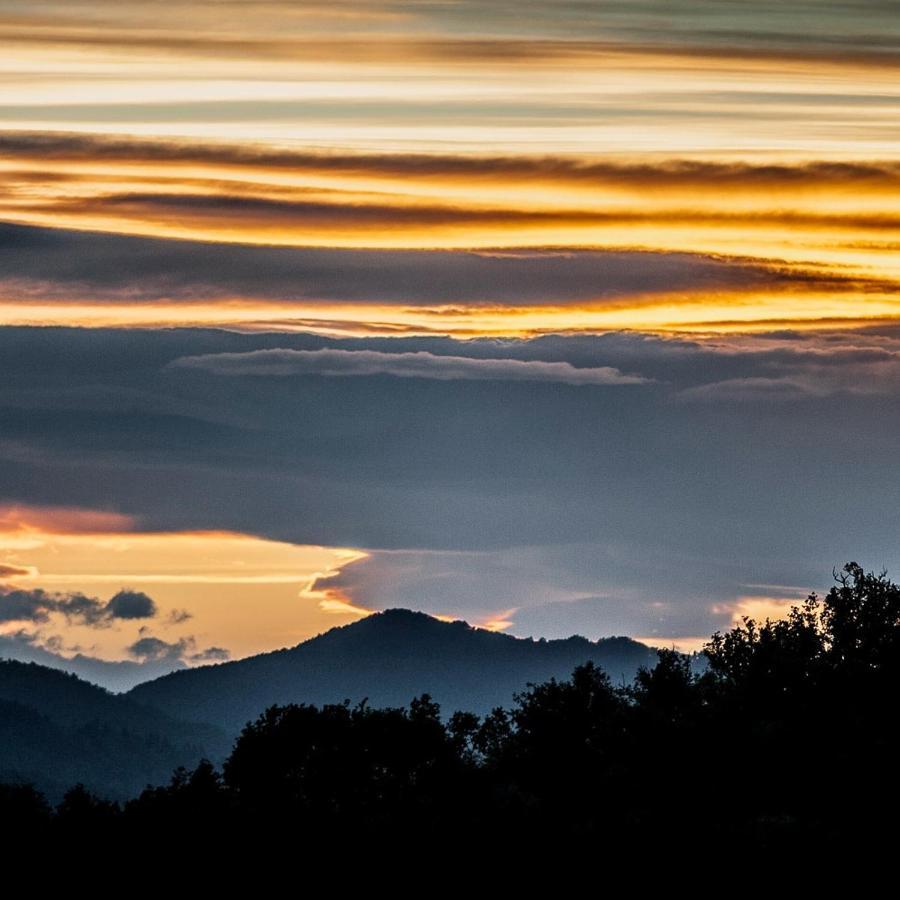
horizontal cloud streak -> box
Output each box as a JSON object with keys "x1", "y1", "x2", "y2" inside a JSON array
[
  {"x1": 3, "y1": 4, "x2": 897, "y2": 163},
  {"x1": 27, "y1": 189, "x2": 900, "y2": 235},
  {"x1": 4, "y1": 133, "x2": 900, "y2": 188},
  {"x1": 2, "y1": 2, "x2": 898, "y2": 67},
  {"x1": 0, "y1": 222, "x2": 831, "y2": 306},
  {"x1": 2, "y1": 136, "x2": 898, "y2": 312},
  {"x1": 168, "y1": 348, "x2": 648, "y2": 386}
]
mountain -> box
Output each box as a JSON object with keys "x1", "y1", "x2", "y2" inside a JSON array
[
  {"x1": 0, "y1": 660, "x2": 228, "y2": 801},
  {"x1": 128, "y1": 609, "x2": 660, "y2": 733}
]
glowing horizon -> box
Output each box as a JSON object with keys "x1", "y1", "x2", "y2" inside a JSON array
[{"x1": 0, "y1": 504, "x2": 372, "y2": 662}]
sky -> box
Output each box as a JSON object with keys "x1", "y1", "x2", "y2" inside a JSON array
[{"x1": 1, "y1": 1, "x2": 899, "y2": 689}]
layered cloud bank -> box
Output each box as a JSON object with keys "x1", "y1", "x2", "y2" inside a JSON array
[
  {"x1": 0, "y1": 0, "x2": 898, "y2": 335},
  {"x1": 0, "y1": 221, "x2": 896, "y2": 334},
  {"x1": 2, "y1": 326, "x2": 900, "y2": 662},
  {"x1": 1, "y1": 1, "x2": 898, "y2": 673},
  {"x1": 1, "y1": 1, "x2": 898, "y2": 154}
]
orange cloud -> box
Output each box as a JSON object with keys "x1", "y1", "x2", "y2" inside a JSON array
[
  {"x1": 476, "y1": 609, "x2": 518, "y2": 632},
  {"x1": 0, "y1": 503, "x2": 135, "y2": 535},
  {"x1": 719, "y1": 596, "x2": 803, "y2": 626},
  {"x1": 317, "y1": 594, "x2": 374, "y2": 618}
]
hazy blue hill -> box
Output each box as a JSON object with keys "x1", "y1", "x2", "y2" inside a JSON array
[
  {"x1": 0, "y1": 633, "x2": 185, "y2": 692},
  {"x1": 0, "y1": 660, "x2": 228, "y2": 800},
  {"x1": 128, "y1": 609, "x2": 660, "y2": 732}
]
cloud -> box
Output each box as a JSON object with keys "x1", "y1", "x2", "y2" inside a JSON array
[
  {"x1": 127, "y1": 636, "x2": 189, "y2": 661},
  {"x1": 0, "y1": 222, "x2": 829, "y2": 308},
  {"x1": 168, "y1": 348, "x2": 648, "y2": 386},
  {"x1": 0, "y1": 586, "x2": 158, "y2": 626},
  {"x1": 104, "y1": 589, "x2": 157, "y2": 620},
  {"x1": 3, "y1": 325, "x2": 900, "y2": 643},
  {"x1": 126, "y1": 634, "x2": 228, "y2": 663},
  {"x1": 0, "y1": 2, "x2": 896, "y2": 69},
  {"x1": 676, "y1": 340, "x2": 900, "y2": 401},
  {"x1": 167, "y1": 608, "x2": 193, "y2": 625},
  {"x1": 3, "y1": 133, "x2": 900, "y2": 189},
  {"x1": 190, "y1": 646, "x2": 231, "y2": 662},
  {"x1": 0, "y1": 564, "x2": 30, "y2": 580},
  {"x1": 0, "y1": 588, "x2": 106, "y2": 626},
  {"x1": 310, "y1": 542, "x2": 824, "y2": 642},
  {"x1": 0, "y1": 501, "x2": 134, "y2": 534},
  {"x1": 30, "y1": 186, "x2": 900, "y2": 231},
  {"x1": 28, "y1": 189, "x2": 900, "y2": 237},
  {"x1": 0, "y1": 31, "x2": 891, "y2": 72}
]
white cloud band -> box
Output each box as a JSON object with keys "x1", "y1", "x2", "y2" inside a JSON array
[{"x1": 168, "y1": 348, "x2": 648, "y2": 386}]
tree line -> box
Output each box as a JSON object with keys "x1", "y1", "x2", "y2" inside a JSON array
[{"x1": 3, "y1": 562, "x2": 898, "y2": 857}]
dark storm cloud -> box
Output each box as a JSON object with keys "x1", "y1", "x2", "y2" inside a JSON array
[
  {"x1": 0, "y1": 221, "x2": 843, "y2": 307},
  {"x1": 2, "y1": 325, "x2": 900, "y2": 639}
]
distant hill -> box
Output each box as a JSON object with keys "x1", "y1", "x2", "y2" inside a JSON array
[
  {"x1": 0, "y1": 660, "x2": 228, "y2": 801},
  {"x1": 128, "y1": 609, "x2": 660, "y2": 732},
  {"x1": 0, "y1": 634, "x2": 185, "y2": 692}
]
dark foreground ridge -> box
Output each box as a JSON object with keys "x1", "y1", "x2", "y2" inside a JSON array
[
  {"x1": 3, "y1": 564, "x2": 899, "y2": 860},
  {"x1": 0, "y1": 660, "x2": 227, "y2": 800},
  {"x1": 126, "y1": 608, "x2": 659, "y2": 731}
]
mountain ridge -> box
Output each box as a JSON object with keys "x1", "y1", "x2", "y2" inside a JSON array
[
  {"x1": 127, "y1": 607, "x2": 661, "y2": 731},
  {"x1": 0, "y1": 659, "x2": 227, "y2": 801}
]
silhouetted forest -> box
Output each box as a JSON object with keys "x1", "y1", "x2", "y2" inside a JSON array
[{"x1": 3, "y1": 563, "x2": 899, "y2": 858}]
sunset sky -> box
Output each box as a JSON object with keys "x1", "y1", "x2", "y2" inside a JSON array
[{"x1": 2, "y1": 1, "x2": 899, "y2": 688}]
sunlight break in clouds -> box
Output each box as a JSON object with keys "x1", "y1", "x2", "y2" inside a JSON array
[{"x1": 0, "y1": 504, "x2": 369, "y2": 662}]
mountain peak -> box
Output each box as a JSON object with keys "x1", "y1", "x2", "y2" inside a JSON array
[
  {"x1": 127, "y1": 609, "x2": 660, "y2": 731},
  {"x1": 365, "y1": 607, "x2": 449, "y2": 625}
]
